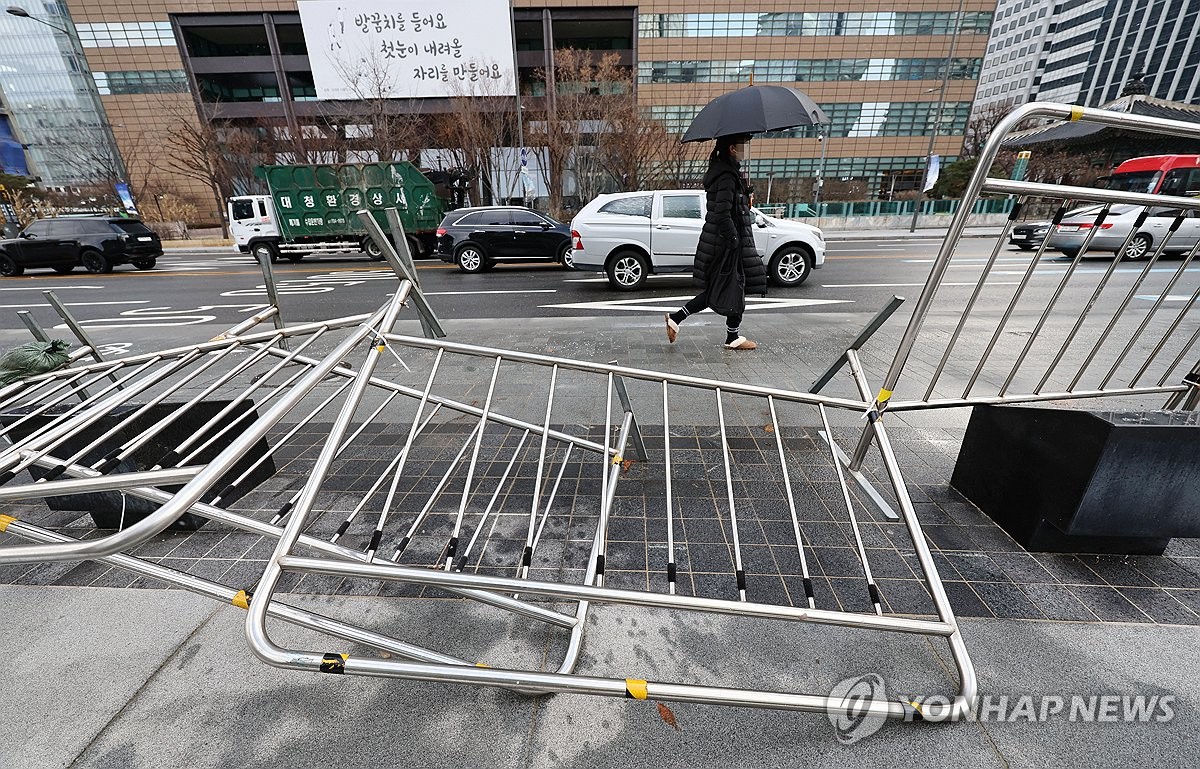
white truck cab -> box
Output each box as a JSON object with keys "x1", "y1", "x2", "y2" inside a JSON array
[
  {"x1": 568, "y1": 189, "x2": 825, "y2": 290},
  {"x1": 229, "y1": 196, "x2": 280, "y2": 260}
]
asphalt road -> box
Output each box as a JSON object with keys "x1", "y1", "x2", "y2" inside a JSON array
[{"x1": 2, "y1": 236, "x2": 1197, "y2": 355}]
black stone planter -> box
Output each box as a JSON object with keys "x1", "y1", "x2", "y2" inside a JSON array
[
  {"x1": 951, "y1": 405, "x2": 1200, "y2": 555},
  {"x1": 1, "y1": 400, "x2": 275, "y2": 531}
]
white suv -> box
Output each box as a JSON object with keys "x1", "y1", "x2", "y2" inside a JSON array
[{"x1": 569, "y1": 190, "x2": 825, "y2": 290}]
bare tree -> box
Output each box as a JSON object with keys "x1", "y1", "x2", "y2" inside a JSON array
[
  {"x1": 327, "y1": 48, "x2": 429, "y2": 164},
  {"x1": 437, "y1": 73, "x2": 520, "y2": 206},
  {"x1": 529, "y1": 48, "x2": 626, "y2": 216}
]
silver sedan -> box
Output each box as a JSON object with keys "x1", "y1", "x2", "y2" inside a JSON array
[{"x1": 1047, "y1": 204, "x2": 1200, "y2": 260}]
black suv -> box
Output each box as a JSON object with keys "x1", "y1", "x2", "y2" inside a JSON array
[
  {"x1": 0, "y1": 216, "x2": 163, "y2": 276},
  {"x1": 435, "y1": 206, "x2": 572, "y2": 273}
]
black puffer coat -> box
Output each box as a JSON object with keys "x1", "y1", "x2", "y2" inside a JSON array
[{"x1": 691, "y1": 156, "x2": 768, "y2": 296}]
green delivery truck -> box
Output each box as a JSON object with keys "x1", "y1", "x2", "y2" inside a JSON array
[{"x1": 228, "y1": 161, "x2": 447, "y2": 263}]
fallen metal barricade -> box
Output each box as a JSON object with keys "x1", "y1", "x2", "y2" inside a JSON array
[
  {"x1": 0, "y1": 240, "x2": 973, "y2": 722},
  {"x1": 1, "y1": 103, "x2": 1198, "y2": 725}
]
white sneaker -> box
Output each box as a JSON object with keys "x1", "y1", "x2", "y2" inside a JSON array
[{"x1": 665, "y1": 314, "x2": 679, "y2": 343}]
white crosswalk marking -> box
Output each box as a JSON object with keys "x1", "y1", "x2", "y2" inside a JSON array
[{"x1": 541, "y1": 295, "x2": 852, "y2": 313}]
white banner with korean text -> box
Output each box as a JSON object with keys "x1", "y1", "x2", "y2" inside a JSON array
[{"x1": 298, "y1": 0, "x2": 516, "y2": 99}]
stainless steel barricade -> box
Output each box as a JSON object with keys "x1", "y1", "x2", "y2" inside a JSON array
[{"x1": 1, "y1": 103, "x2": 1198, "y2": 724}]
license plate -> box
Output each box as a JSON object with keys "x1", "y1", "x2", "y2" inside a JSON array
[
  {"x1": 1057, "y1": 226, "x2": 1078, "y2": 233},
  {"x1": 137, "y1": 236, "x2": 153, "y2": 241}
]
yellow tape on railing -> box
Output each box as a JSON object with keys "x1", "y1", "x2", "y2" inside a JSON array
[{"x1": 624, "y1": 678, "x2": 649, "y2": 700}]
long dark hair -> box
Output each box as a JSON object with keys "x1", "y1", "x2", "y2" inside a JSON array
[{"x1": 711, "y1": 134, "x2": 751, "y2": 164}]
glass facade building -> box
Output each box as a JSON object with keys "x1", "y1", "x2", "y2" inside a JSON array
[
  {"x1": 50, "y1": 0, "x2": 990, "y2": 215},
  {"x1": 0, "y1": 4, "x2": 124, "y2": 188},
  {"x1": 976, "y1": 0, "x2": 1200, "y2": 114}
]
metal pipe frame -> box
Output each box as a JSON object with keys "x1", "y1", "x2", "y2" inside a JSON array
[
  {"x1": 810, "y1": 296, "x2": 906, "y2": 395},
  {"x1": 1100, "y1": 240, "x2": 1200, "y2": 388},
  {"x1": 383, "y1": 332, "x2": 868, "y2": 412},
  {"x1": 870, "y1": 102, "x2": 1200, "y2": 415},
  {"x1": 15, "y1": 449, "x2": 576, "y2": 631},
  {"x1": 254, "y1": 248, "x2": 289, "y2": 345},
  {"x1": 356, "y1": 210, "x2": 446, "y2": 339},
  {"x1": 997, "y1": 204, "x2": 1113, "y2": 396},
  {"x1": 1063, "y1": 221, "x2": 1198, "y2": 391},
  {"x1": 43, "y1": 289, "x2": 123, "y2": 389},
  {"x1": 1030, "y1": 207, "x2": 1155, "y2": 393},
  {"x1": 922, "y1": 200, "x2": 1027, "y2": 401},
  {"x1": 0, "y1": 297, "x2": 401, "y2": 565}
]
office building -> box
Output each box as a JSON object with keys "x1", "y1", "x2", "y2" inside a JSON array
[
  {"x1": 0, "y1": 4, "x2": 125, "y2": 188},
  {"x1": 976, "y1": 0, "x2": 1200, "y2": 114},
  {"x1": 39, "y1": 1, "x2": 994, "y2": 218}
]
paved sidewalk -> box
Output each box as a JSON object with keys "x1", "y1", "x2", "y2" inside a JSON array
[{"x1": 2, "y1": 585, "x2": 1196, "y2": 768}]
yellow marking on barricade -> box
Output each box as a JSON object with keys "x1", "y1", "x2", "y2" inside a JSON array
[
  {"x1": 231, "y1": 590, "x2": 250, "y2": 609},
  {"x1": 1070, "y1": 106, "x2": 1085, "y2": 121},
  {"x1": 475, "y1": 662, "x2": 490, "y2": 668},
  {"x1": 876, "y1": 388, "x2": 893, "y2": 404},
  {"x1": 320, "y1": 653, "x2": 349, "y2": 674},
  {"x1": 0, "y1": 514, "x2": 15, "y2": 532},
  {"x1": 610, "y1": 454, "x2": 623, "y2": 466},
  {"x1": 624, "y1": 678, "x2": 649, "y2": 700}
]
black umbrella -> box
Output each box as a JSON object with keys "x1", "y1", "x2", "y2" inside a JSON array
[{"x1": 681, "y1": 85, "x2": 828, "y2": 143}]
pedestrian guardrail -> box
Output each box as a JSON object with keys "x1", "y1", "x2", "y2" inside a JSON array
[{"x1": 1, "y1": 103, "x2": 1198, "y2": 727}]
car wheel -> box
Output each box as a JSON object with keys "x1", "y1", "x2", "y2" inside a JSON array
[
  {"x1": 131, "y1": 257, "x2": 157, "y2": 270},
  {"x1": 769, "y1": 246, "x2": 812, "y2": 287},
  {"x1": 0, "y1": 254, "x2": 23, "y2": 277},
  {"x1": 286, "y1": 253, "x2": 304, "y2": 263},
  {"x1": 558, "y1": 242, "x2": 574, "y2": 269},
  {"x1": 606, "y1": 250, "x2": 649, "y2": 291},
  {"x1": 52, "y1": 264, "x2": 75, "y2": 274},
  {"x1": 81, "y1": 250, "x2": 113, "y2": 274},
  {"x1": 1121, "y1": 233, "x2": 1153, "y2": 261},
  {"x1": 456, "y1": 244, "x2": 487, "y2": 273},
  {"x1": 252, "y1": 243, "x2": 278, "y2": 264},
  {"x1": 364, "y1": 237, "x2": 386, "y2": 261},
  {"x1": 1058, "y1": 249, "x2": 1080, "y2": 259},
  {"x1": 1015, "y1": 244, "x2": 1034, "y2": 251}
]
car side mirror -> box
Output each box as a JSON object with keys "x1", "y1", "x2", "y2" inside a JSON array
[
  {"x1": 539, "y1": 222, "x2": 552, "y2": 230},
  {"x1": 754, "y1": 214, "x2": 768, "y2": 228},
  {"x1": 20, "y1": 232, "x2": 33, "y2": 238}
]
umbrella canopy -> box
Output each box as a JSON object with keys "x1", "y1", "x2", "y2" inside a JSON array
[{"x1": 681, "y1": 85, "x2": 829, "y2": 143}]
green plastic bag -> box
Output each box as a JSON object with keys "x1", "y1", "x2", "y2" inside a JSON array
[{"x1": 0, "y1": 340, "x2": 72, "y2": 385}]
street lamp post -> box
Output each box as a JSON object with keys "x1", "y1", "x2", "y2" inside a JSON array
[
  {"x1": 907, "y1": 0, "x2": 965, "y2": 233},
  {"x1": 812, "y1": 129, "x2": 828, "y2": 216},
  {"x1": 5, "y1": 6, "x2": 129, "y2": 192}
]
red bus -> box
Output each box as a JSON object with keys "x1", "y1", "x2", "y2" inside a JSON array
[{"x1": 1103, "y1": 155, "x2": 1200, "y2": 195}]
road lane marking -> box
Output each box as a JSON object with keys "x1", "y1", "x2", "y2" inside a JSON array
[
  {"x1": 542, "y1": 296, "x2": 852, "y2": 312},
  {"x1": 0, "y1": 285, "x2": 102, "y2": 290},
  {"x1": 823, "y1": 282, "x2": 1020, "y2": 288},
  {"x1": 424, "y1": 289, "x2": 557, "y2": 296},
  {"x1": 0, "y1": 301, "x2": 148, "y2": 308},
  {"x1": 564, "y1": 275, "x2": 688, "y2": 284}
]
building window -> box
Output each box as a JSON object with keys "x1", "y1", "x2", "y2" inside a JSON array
[
  {"x1": 648, "y1": 101, "x2": 971, "y2": 138},
  {"x1": 183, "y1": 25, "x2": 271, "y2": 57},
  {"x1": 76, "y1": 21, "x2": 176, "y2": 48},
  {"x1": 639, "y1": 57, "x2": 982, "y2": 84},
  {"x1": 93, "y1": 69, "x2": 188, "y2": 94},
  {"x1": 638, "y1": 11, "x2": 994, "y2": 38},
  {"x1": 196, "y1": 72, "x2": 281, "y2": 102}
]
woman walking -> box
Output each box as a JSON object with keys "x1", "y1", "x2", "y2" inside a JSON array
[{"x1": 664, "y1": 133, "x2": 767, "y2": 350}]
